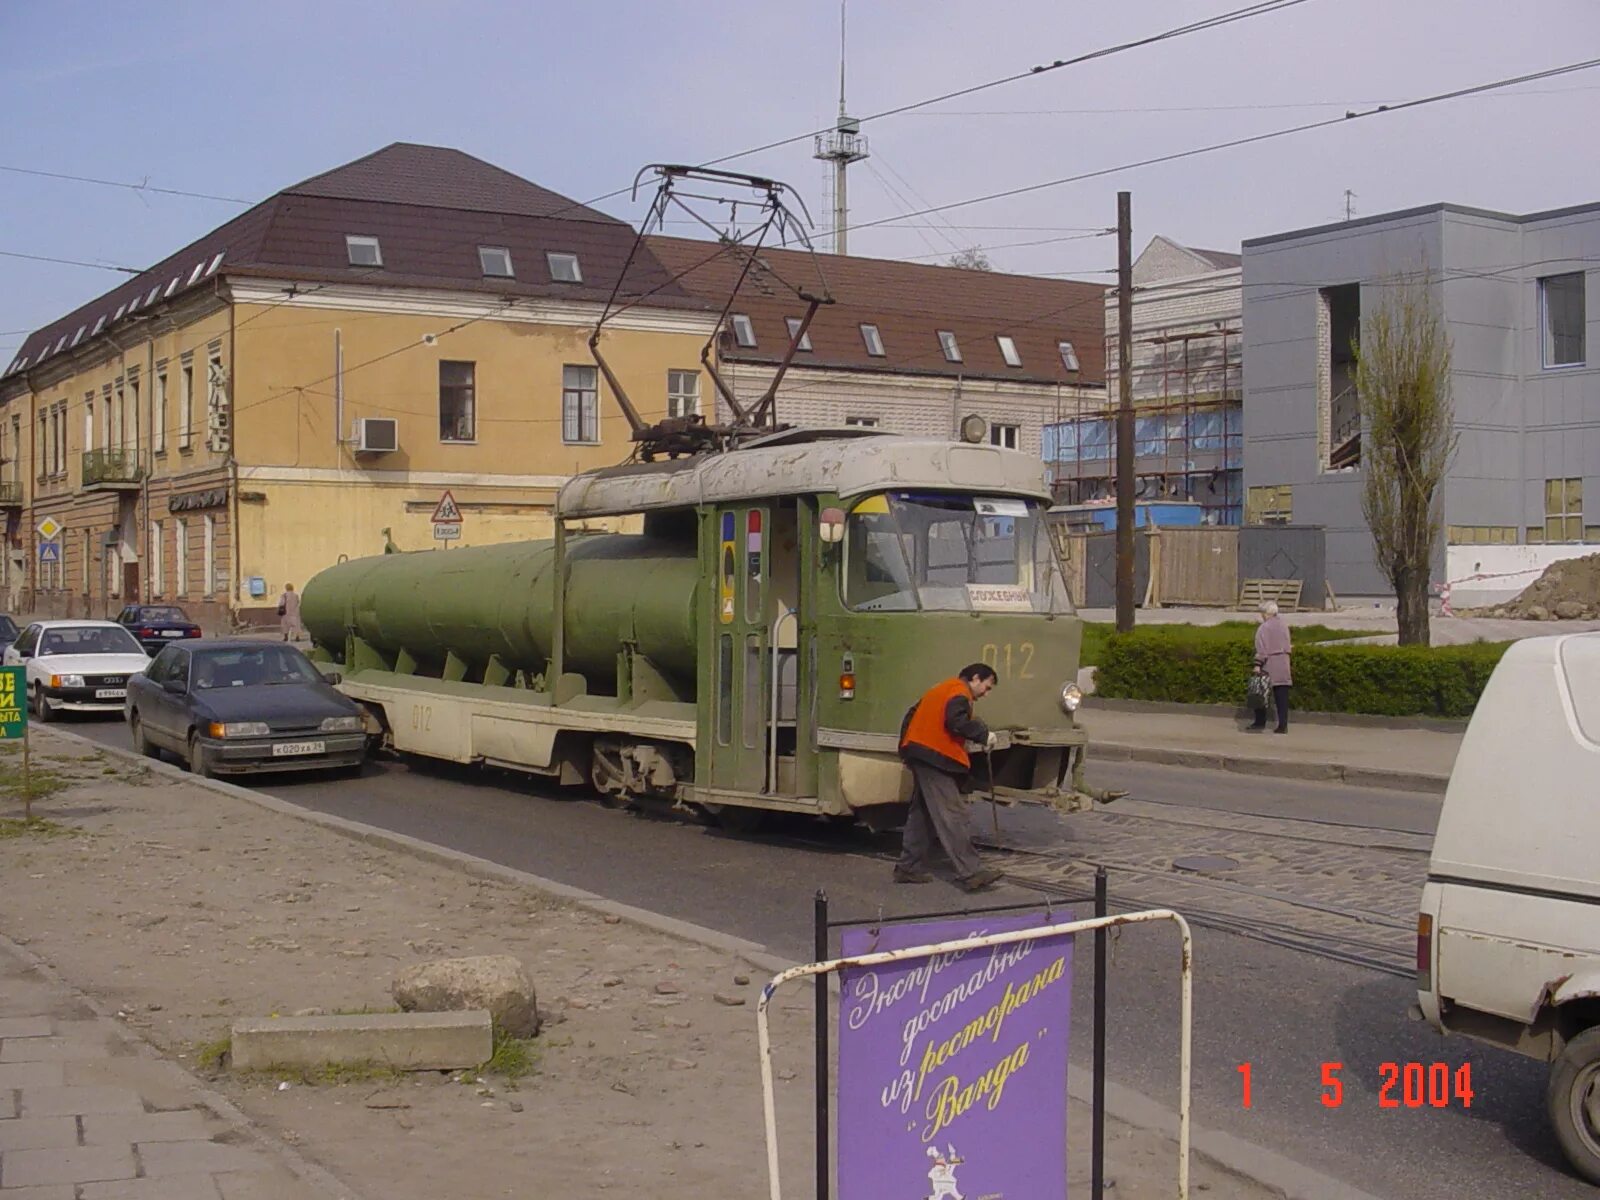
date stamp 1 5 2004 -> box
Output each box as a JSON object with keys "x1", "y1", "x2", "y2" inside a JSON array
[{"x1": 1236, "y1": 1062, "x2": 1474, "y2": 1110}]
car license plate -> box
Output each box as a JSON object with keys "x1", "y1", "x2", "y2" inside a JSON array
[
  {"x1": 95, "y1": 688, "x2": 126, "y2": 700},
  {"x1": 161, "y1": 630, "x2": 183, "y2": 637},
  {"x1": 272, "y1": 740, "x2": 325, "y2": 757}
]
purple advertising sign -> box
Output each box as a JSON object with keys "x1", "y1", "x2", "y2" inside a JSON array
[{"x1": 837, "y1": 912, "x2": 1076, "y2": 1200}]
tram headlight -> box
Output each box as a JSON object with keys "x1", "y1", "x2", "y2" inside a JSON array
[{"x1": 1059, "y1": 682, "x2": 1083, "y2": 713}]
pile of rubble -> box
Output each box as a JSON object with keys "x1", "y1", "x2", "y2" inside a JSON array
[{"x1": 1470, "y1": 553, "x2": 1600, "y2": 620}]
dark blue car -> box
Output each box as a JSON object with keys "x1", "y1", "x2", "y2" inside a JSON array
[
  {"x1": 124, "y1": 640, "x2": 368, "y2": 778},
  {"x1": 116, "y1": 604, "x2": 203, "y2": 655}
]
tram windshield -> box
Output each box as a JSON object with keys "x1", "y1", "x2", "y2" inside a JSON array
[{"x1": 843, "y1": 492, "x2": 1073, "y2": 614}]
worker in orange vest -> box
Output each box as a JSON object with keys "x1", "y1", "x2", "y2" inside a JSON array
[{"x1": 895, "y1": 663, "x2": 1004, "y2": 892}]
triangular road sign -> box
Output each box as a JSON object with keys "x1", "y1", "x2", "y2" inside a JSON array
[{"x1": 431, "y1": 490, "x2": 462, "y2": 524}]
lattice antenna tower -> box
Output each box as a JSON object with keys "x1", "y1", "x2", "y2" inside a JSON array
[{"x1": 813, "y1": 0, "x2": 869, "y2": 254}]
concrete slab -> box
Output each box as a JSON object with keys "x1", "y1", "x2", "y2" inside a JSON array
[
  {"x1": 0, "y1": 1116, "x2": 78, "y2": 1152},
  {"x1": 19, "y1": 1084, "x2": 144, "y2": 1117},
  {"x1": 0, "y1": 1143, "x2": 136, "y2": 1187},
  {"x1": 80, "y1": 1175, "x2": 223, "y2": 1200},
  {"x1": 0, "y1": 1186, "x2": 77, "y2": 1200},
  {"x1": 229, "y1": 1009, "x2": 491, "y2": 1072},
  {"x1": 0, "y1": 1061, "x2": 67, "y2": 1089},
  {"x1": 81, "y1": 1109, "x2": 216, "y2": 1145},
  {"x1": 1, "y1": 1032, "x2": 122, "y2": 1062},
  {"x1": 0, "y1": 1016, "x2": 55, "y2": 1038},
  {"x1": 137, "y1": 1139, "x2": 275, "y2": 1177},
  {"x1": 0, "y1": 1089, "x2": 15, "y2": 1119}
]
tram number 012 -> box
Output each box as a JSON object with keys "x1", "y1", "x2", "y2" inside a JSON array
[
  {"x1": 980, "y1": 642, "x2": 1035, "y2": 679},
  {"x1": 410, "y1": 704, "x2": 433, "y2": 733}
]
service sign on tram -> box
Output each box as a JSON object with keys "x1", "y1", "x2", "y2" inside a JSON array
[{"x1": 836, "y1": 912, "x2": 1076, "y2": 1199}]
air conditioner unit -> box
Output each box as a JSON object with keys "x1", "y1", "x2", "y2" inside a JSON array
[{"x1": 353, "y1": 417, "x2": 399, "y2": 455}]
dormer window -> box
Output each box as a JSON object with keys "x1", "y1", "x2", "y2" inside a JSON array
[
  {"x1": 164, "y1": 277, "x2": 180, "y2": 298},
  {"x1": 188, "y1": 261, "x2": 206, "y2": 286},
  {"x1": 1058, "y1": 340, "x2": 1080, "y2": 372},
  {"x1": 346, "y1": 235, "x2": 383, "y2": 268},
  {"x1": 92, "y1": 316, "x2": 106, "y2": 336},
  {"x1": 996, "y1": 335, "x2": 1022, "y2": 367},
  {"x1": 730, "y1": 314, "x2": 757, "y2": 348},
  {"x1": 205, "y1": 251, "x2": 224, "y2": 275},
  {"x1": 938, "y1": 330, "x2": 962, "y2": 363},
  {"x1": 479, "y1": 247, "x2": 514, "y2": 278},
  {"x1": 144, "y1": 286, "x2": 160, "y2": 306},
  {"x1": 785, "y1": 317, "x2": 813, "y2": 352},
  {"x1": 860, "y1": 323, "x2": 885, "y2": 357},
  {"x1": 70, "y1": 326, "x2": 85, "y2": 347},
  {"x1": 546, "y1": 252, "x2": 582, "y2": 283}
]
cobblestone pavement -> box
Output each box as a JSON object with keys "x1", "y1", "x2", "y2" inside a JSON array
[{"x1": 990, "y1": 799, "x2": 1428, "y2": 975}]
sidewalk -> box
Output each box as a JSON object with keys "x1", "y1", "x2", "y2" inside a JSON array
[
  {"x1": 1079, "y1": 704, "x2": 1461, "y2": 792},
  {"x1": 0, "y1": 729, "x2": 1297, "y2": 1200}
]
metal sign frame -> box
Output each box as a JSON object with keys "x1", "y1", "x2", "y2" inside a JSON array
[{"x1": 757, "y1": 906, "x2": 1194, "y2": 1200}]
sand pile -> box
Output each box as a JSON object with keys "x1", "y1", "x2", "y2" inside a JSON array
[{"x1": 1473, "y1": 552, "x2": 1600, "y2": 620}]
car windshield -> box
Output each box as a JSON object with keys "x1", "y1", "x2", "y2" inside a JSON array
[
  {"x1": 192, "y1": 646, "x2": 323, "y2": 690},
  {"x1": 40, "y1": 625, "x2": 146, "y2": 656},
  {"x1": 0, "y1": 616, "x2": 17, "y2": 640},
  {"x1": 843, "y1": 492, "x2": 1074, "y2": 614},
  {"x1": 138, "y1": 607, "x2": 188, "y2": 623}
]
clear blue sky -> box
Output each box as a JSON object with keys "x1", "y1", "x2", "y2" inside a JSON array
[{"x1": 3, "y1": 0, "x2": 1597, "y2": 355}]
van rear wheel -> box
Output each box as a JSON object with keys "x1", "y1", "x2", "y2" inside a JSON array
[{"x1": 1548, "y1": 1026, "x2": 1600, "y2": 1184}]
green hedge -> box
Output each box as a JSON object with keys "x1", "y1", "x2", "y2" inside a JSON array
[
  {"x1": 1078, "y1": 620, "x2": 1362, "y2": 668},
  {"x1": 1093, "y1": 625, "x2": 1508, "y2": 718}
]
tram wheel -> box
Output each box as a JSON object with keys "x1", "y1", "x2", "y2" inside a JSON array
[{"x1": 708, "y1": 804, "x2": 768, "y2": 835}]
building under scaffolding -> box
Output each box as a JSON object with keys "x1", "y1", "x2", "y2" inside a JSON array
[{"x1": 1044, "y1": 323, "x2": 1243, "y2": 524}]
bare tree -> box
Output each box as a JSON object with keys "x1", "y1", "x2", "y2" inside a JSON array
[
  {"x1": 946, "y1": 247, "x2": 993, "y2": 271},
  {"x1": 1354, "y1": 272, "x2": 1458, "y2": 646}
]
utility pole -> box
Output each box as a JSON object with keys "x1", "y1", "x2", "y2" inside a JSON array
[{"x1": 1115, "y1": 191, "x2": 1135, "y2": 632}]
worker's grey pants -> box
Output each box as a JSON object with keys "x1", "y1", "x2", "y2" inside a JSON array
[{"x1": 897, "y1": 761, "x2": 983, "y2": 879}]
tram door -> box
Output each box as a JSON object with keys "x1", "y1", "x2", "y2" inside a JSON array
[{"x1": 707, "y1": 504, "x2": 773, "y2": 795}]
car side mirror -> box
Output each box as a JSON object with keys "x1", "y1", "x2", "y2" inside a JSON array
[
  {"x1": 323, "y1": 671, "x2": 342, "y2": 686},
  {"x1": 162, "y1": 679, "x2": 186, "y2": 695}
]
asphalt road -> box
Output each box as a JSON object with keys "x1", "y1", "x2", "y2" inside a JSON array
[{"x1": 69, "y1": 717, "x2": 1590, "y2": 1199}]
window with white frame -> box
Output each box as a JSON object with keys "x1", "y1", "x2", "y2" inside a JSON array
[
  {"x1": 346, "y1": 235, "x2": 383, "y2": 268},
  {"x1": 100, "y1": 385, "x2": 112, "y2": 451},
  {"x1": 860, "y1": 323, "x2": 885, "y2": 357},
  {"x1": 1541, "y1": 272, "x2": 1586, "y2": 367},
  {"x1": 785, "y1": 317, "x2": 813, "y2": 351},
  {"x1": 179, "y1": 357, "x2": 194, "y2": 450},
  {"x1": 989, "y1": 423, "x2": 1020, "y2": 449},
  {"x1": 938, "y1": 330, "x2": 962, "y2": 363},
  {"x1": 127, "y1": 373, "x2": 140, "y2": 450},
  {"x1": 439, "y1": 361, "x2": 476, "y2": 441},
  {"x1": 562, "y1": 365, "x2": 600, "y2": 444},
  {"x1": 546, "y1": 252, "x2": 582, "y2": 283},
  {"x1": 844, "y1": 415, "x2": 879, "y2": 427},
  {"x1": 203, "y1": 515, "x2": 215, "y2": 596},
  {"x1": 150, "y1": 521, "x2": 163, "y2": 598},
  {"x1": 1058, "y1": 341, "x2": 1080, "y2": 371},
  {"x1": 996, "y1": 335, "x2": 1022, "y2": 367},
  {"x1": 730, "y1": 314, "x2": 756, "y2": 348},
  {"x1": 666, "y1": 370, "x2": 700, "y2": 418},
  {"x1": 175, "y1": 518, "x2": 188, "y2": 596},
  {"x1": 1545, "y1": 477, "x2": 1584, "y2": 542},
  {"x1": 478, "y1": 246, "x2": 514, "y2": 277},
  {"x1": 154, "y1": 366, "x2": 168, "y2": 454}
]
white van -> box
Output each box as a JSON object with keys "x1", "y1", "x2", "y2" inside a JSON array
[{"x1": 1416, "y1": 632, "x2": 1600, "y2": 1183}]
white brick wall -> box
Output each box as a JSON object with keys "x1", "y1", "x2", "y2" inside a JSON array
[{"x1": 1104, "y1": 266, "x2": 1241, "y2": 405}]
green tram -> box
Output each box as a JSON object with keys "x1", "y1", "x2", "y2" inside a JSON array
[{"x1": 301, "y1": 428, "x2": 1105, "y2": 828}]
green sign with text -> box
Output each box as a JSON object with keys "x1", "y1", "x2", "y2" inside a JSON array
[{"x1": 0, "y1": 666, "x2": 26, "y2": 739}]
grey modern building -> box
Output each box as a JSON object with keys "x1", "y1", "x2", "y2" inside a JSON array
[{"x1": 1241, "y1": 201, "x2": 1598, "y2": 597}]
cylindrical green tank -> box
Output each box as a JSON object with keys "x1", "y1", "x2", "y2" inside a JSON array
[{"x1": 301, "y1": 536, "x2": 700, "y2": 690}]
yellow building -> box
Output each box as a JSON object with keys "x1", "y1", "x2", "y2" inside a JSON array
[{"x1": 0, "y1": 144, "x2": 717, "y2": 626}]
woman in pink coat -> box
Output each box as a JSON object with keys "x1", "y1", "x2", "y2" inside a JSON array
[{"x1": 1251, "y1": 600, "x2": 1292, "y2": 733}]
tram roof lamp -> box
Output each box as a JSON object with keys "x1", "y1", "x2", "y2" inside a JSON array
[
  {"x1": 959, "y1": 414, "x2": 987, "y2": 444},
  {"x1": 819, "y1": 507, "x2": 847, "y2": 543}
]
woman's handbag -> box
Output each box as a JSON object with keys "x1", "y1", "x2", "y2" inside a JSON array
[
  {"x1": 1246, "y1": 670, "x2": 1270, "y2": 712},
  {"x1": 277, "y1": 602, "x2": 287, "y2": 617}
]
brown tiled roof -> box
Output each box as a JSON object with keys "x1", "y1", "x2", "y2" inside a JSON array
[
  {"x1": 285, "y1": 142, "x2": 622, "y2": 222},
  {"x1": 6, "y1": 145, "x2": 702, "y2": 382},
  {"x1": 646, "y1": 235, "x2": 1106, "y2": 386}
]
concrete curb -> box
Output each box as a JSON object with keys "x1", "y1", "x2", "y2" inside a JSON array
[
  {"x1": 45, "y1": 726, "x2": 1374, "y2": 1200},
  {"x1": 1092, "y1": 739, "x2": 1449, "y2": 795},
  {"x1": 0, "y1": 927, "x2": 369, "y2": 1200}
]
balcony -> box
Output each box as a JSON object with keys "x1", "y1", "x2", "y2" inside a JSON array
[
  {"x1": 82, "y1": 449, "x2": 145, "y2": 490},
  {"x1": 0, "y1": 481, "x2": 20, "y2": 507}
]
